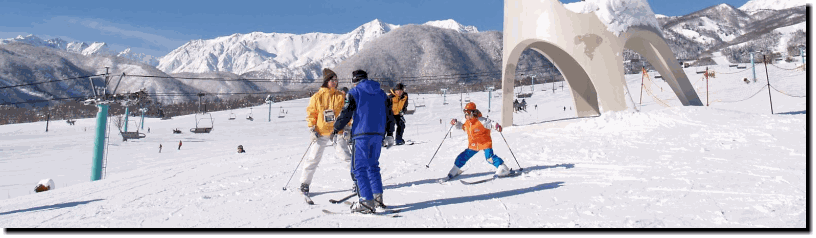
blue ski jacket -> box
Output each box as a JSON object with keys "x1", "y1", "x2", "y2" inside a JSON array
[{"x1": 334, "y1": 79, "x2": 394, "y2": 139}]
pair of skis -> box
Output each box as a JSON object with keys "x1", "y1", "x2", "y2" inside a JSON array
[
  {"x1": 439, "y1": 169, "x2": 523, "y2": 185},
  {"x1": 301, "y1": 191, "x2": 356, "y2": 205},
  {"x1": 322, "y1": 201, "x2": 403, "y2": 217}
]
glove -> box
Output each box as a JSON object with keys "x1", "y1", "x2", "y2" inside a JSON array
[
  {"x1": 450, "y1": 119, "x2": 458, "y2": 125},
  {"x1": 310, "y1": 126, "x2": 319, "y2": 141},
  {"x1": 495, "y1": 123, "x2": 502, "y2": 132},
  {"x1": 342, "y1": 130, "x2": 350, "y2": 141}
]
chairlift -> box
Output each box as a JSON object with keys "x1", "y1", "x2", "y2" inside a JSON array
[
  {"x1": 516, "y1": 85, "x2": 532, "y2": 98},
  {"x1": 736, "y1": 64, "x2": 747, "y2": 69},
  {"x1": 191, "y1": 112, "x2": 214, "y2": 133},
  {"x1": 695, "y1": 67, "x2": 706, "y2": 74},
  {"x1": 120, "y1": 120, "x2": 146, "y2": 141},
  {"x1": 228, "y1": 111, "x2": 236, "y2": 120},
  {"x1": 415, "y1": 97, "x2": 426, "y2": 107},
  {"x1": 464, "y1": 93, "x2": 471, "y2": 102},
  {"x1": 405, "y1": 100, "x2": 417, "y2": 115},
  {"x1": 246, "y1": 108, "x2": 254, "y2": 121},
  {"x1": 278, "y1": 106, "x2": 286, "y2": 118}
]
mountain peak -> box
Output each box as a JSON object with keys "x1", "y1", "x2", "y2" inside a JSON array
[
  {"x1": 739, "y1": 0, "x2": 807, "y2": 12},
  {"x1": 423, "y1": 19, "x2": 479, "y2": 33}
]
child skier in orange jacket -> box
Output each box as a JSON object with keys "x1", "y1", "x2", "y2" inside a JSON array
[{"x1": 446, "y1": 102, "x2": 511, "y2": 180}]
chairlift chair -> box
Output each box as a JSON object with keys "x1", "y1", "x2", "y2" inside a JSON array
[
  {"x1": 405, "y1": 100, "x2": 416, "y2": 115},
  {"x1": 278, "y1": 106, "x2": 286, "y2": 118},
  {"x1": 228, "y1": 111, "x2": 236, "y2": 120},
  {"x1": 246, "y1": 108, "x2": 254, "y2": 121},
  {"x1": 415, "y1": 97, "x2": 426, "y2": 107},
  {"x1": 516, "y1": 85, "x2": 532, "y2": 98},
  {"x1": 120, "y1": 120, "x2": 146, "y2": 141},
  {"x1": 191, "y1": 113, "x2": 214, "y2": 133},
  {"x1": 65, "y1": 119, "x2": 76, "y2": 125}
]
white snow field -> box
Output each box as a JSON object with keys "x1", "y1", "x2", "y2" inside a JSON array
[{"x1": 0, "y1": 59, "x2": 807, "y2": 229}]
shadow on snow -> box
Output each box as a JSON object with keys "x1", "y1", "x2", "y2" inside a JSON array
[
  {"x1": 0, "y1": 199, "x2": 105, "y2": 216},
  {"x1": 389, "y1": 181, "x2": 564, "y2": 213}
]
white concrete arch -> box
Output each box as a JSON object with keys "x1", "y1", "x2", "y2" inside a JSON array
[
  {"x1": 501, "y1": 0, "x2": 703, "y2": 127},
  {"x1": 504, "y1": 39, "x2": 601, "y2": 118}
]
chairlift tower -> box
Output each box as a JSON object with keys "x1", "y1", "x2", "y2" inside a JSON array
[
  {"x1": 139, "y1": 108, "x2": 147, "y2": 130},
  {"x1": 441, "y1": 88, "x2": 448, "y2": 105},
  {"x1": 197, "y1": 92, "x2": 205, "y2": 114},
  {"x1": 487, "y1": 86, "x2": 495, "y2": 112},
  {"x1": 265, "y1": 95, "x2": 273, "y2": 122},
  {"x1": 84, "y1": 68, "x2": 132, "y2": 181}
]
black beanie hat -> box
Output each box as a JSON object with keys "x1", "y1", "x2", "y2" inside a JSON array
[
  {"x1": 352, "y1": 69, "x2": 368, "y2": 83},
  {"x1": 321, "y1": 68, "x2": 337, "y2": 88},
  {"x1": 394, "y1": 83, "x2": 405, "y2": 91}
]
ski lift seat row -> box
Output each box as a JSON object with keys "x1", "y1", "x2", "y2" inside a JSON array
[
  {"x1": 120, "y1": 131, "x2": 146, "y2": 141},
  {"x1": 191, "y1": 113, "x2": 214, "y2": 133}
]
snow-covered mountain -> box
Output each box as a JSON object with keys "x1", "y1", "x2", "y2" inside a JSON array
[
  {"x1": 157, "y1": 19, "x2": 480, "y2": 78},
  {"x1": 738, "y1": 0, "x2": 808, "y2": 13},
  {"x1": 0, "y1": 35, "x2": 159, "y2": 66},
  {"x1": 655, "y1": 2, "x2": 805, "y2": 62},
  {"x1": 423, "y1": 19, "x2": 479, "y2": 33}
]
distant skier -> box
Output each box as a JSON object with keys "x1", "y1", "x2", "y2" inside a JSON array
[
  {"x1": 521, "y1": 99, "x2": 527, "y2": 111},
  {"x1": 446, "y1": 102, "x2": 511, "y2": 180},
  {"x1": 332, "y1": 69, "x2": 395, "y2": 213},
  {"x1": 159, "y1": 144, "x2": 162, "y2": 153},
  {"x1": 513, "y1": 99, "x2": 520, "y2": 112},
  {"x1": 300, "y1": 68, "x2": 353, "y2": 197},
  {"x1": 386, "y1": 83, "x2": 408, "y2": 145},
  {"x1": 148, "y1": 127, "x2": 150, "y2": 133},
  {"x1": 237, "y1": 145, "x2": 246, "y2": 153},
  {"x1": 178, "y1": 140, "x2": 182, "y2": 150}
]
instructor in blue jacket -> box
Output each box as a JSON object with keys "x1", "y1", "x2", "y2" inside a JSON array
[{"x1": 332, "y1": 69, "x2": 394, "y2": 214}]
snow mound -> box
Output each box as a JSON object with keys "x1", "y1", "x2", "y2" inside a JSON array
[{"x1": 564, "y1": 0, "x2": 662, "y2": 37}]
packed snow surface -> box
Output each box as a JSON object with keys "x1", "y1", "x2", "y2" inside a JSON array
[
  {"x1": 564, "y1": 0, "x2": 662, "y2": 36},
  {"x1": 0, "y1": 61, "x2": 806, "y2": 228}
]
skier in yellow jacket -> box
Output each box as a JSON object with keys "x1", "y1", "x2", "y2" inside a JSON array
[
  {"x1": 386, "y1": 83, "x2": 409, "y2": 145},
  {"x1": 300, "y1": 68, "x2": 352, "y2": 196},
  {"x1": 446, "y1": 102, "x2": 511, "y2": 180}
]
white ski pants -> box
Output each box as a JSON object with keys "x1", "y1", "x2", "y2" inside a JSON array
[{"x1": 299, "y1": 135, "x2": 352, "y2": 185}]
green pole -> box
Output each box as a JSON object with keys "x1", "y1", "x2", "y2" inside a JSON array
[
  {"x1": 124, "y1": 107, "x2": 129, "y2": 132},
  {"x1": 750, "y1": 52, "x2": 756, "y2": 81},
  {"x1": 802, "y1": 48, "x2": 806, "y2": 65},
  {"x1": 91, "y1": 104, "x2": 109, "y2": 181},
  {"x1": 140, "y1": 110, "x2": 145, "y2": 130}
]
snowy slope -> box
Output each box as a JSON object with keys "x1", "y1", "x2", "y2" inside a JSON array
[{"x1": 0, "y1": 60, "x2": 806, "y2": 228}]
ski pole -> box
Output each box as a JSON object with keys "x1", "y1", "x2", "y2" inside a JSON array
[
  {"x1": 282, "y1": 140, "x2": 316, "y2": 191},
  {"x1": 498, "y1": 130, "x2": 523, "y2": 171},
  {"x1": 425, "y1": 124, "x2": 454, "y2": 168}
]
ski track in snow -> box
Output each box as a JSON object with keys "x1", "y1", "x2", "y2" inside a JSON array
[{"x1": 0, "y1": 61, "x2": 807, "y2": 228}]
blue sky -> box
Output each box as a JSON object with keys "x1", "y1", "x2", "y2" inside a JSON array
[{"x1": 0, "y1": 0, "x2": 754, "y2": 57}]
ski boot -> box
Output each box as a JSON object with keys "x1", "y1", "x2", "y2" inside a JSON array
[
  {"x1": 373, "y1": 193, "x2": 386, "y2": 209},
  {"x1": 494, "y1": 164, "x2": 511, "y2": 178},
  {"x1": 350, "y1": 199, "x2": 377, "y2": 214}
]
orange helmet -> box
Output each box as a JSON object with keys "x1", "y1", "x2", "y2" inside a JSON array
[{"x1": 464, "y1": 102, "x2": 477, "y2": 111}]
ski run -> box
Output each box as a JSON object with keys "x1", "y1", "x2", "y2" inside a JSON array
[{"x1": 0, "y1": 60, "x2": 807, "y2": 229}]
